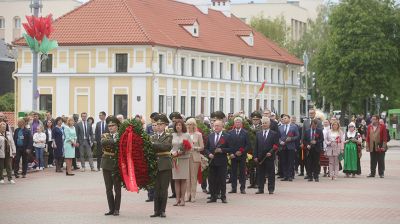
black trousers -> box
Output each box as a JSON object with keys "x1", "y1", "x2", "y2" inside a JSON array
[
  {"x1": 282, "y1": 150, "x2": 295, "y2": 179},
  {"x1": 47, "y1": 142, "x2": 54, "y2": 166},
  {"x1": 231, "y1": 157, "x2": 246, "y2": 191},
  {"x1": 258, "y1": 158, "x2": 275, "y2": 193},
  {"x1": 102, "y1": 169, "x2": 121, "y2": 212},
  {"x1": 201, "y1": 177, "x2": 208, "y2": 190},
  {"x1": 14, "y1": 147, "x2": 28, "y2": 175},
  {"x1": 308, "y1": 149, "x2": 320, "y2": 179},
  {"x1": 370, "y1": 151, "x2": 385, "y2": 176},
  {"x1": 209, "y1": 164, "x2": 227, "y2": 200},
  {"x1": 96, "y1": 146, "x2": 102, "y2": 170},
  {"x1": 154, "y1": 170, "x2": 171, "y2": 214},
  {"x1": 277, "y1": 151, "x2": 283, "y2": 176}
]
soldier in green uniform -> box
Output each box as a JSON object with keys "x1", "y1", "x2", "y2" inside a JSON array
[
  {"x1": 248, "y1": 111, "x2": 262, "y2": 189},
  {"x1": 101, "y1": 116, "x2": 121, "y2": 216},
  {"x1": 150, "y1": 114, "x2": 173, "y2": 218}
]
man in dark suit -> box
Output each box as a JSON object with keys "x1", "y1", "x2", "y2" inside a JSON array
[
  {"x1": 205, "y1": 120, "x2": 231, "y2": 203},
  {"x1": 13, "y1": 119, "x2": 32, "y2": 178},
  {"x1": 95, "y1": 111, "x2": 108, "y2": 171},
  {"x1": 228, "y1": 117, "x2": 250, "y2": 194},
  {"x1": 278, "y1": 114, "x2": 300, "y2": 181},
  {"x1": 303, "y1": 119, "x2": 324, "y2": 182},
  {"x1": 76, "y1": 112, "x2": 95, "y2": 172},
  {"x1": 248, "y1": 111, "x2": 262, "y2": 189},
  {"x1": 254, "y1": 117, "x2": 279, "y2": 194}
]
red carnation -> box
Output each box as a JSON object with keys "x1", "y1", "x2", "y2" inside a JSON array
[
  {"x1": 273, "y1": 144, "x2": 279, "y2": 151},
  {"x1": 239, "y1": 147, "x2": 245, "y2": 153},
  {"x1": 336, "y1": 136, "x2": 341, "y2": 144},
  {"x1": 218, "y1": 137, "x2": 225, "y2": 145},
  {"x1": 182, "y1": 139, "x2": 192, "y2": 152}
]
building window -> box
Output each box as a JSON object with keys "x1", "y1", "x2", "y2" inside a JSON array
[
  {"x1": 240, "y1": 65, "x2": 244, "y2": 80},
  {"x1": 201, "y1": 97, "x2": 206, "y2": 114},
  {"x1": 116, "y1": 54, "x2": 128, "y2": 72},
  {"x1": 0, "y1": 17, "x2": 5, "y2": 29},
  {"x1": 181, "y1": 57, "x2": 185, "y2": 75},
  {"x1": 256, "y1": 66, "x2": 260, "y2": 82},
  {"x1": 278, "y1": 100, "x2": 281, "y2": 115},
  {"x1": 114, "y1": 95, "x2": 128, "y2": 118},
  {"x1": 40, "y1": 54, "x2": 52, "y2": 72},
  {"x1": 240, "y1": 98, "x2": 245, "y2": 111},
  {"x1": 173, "y1": 96, "x2": 176, "y2": 112},
  {"x1": 264, "y1": 67, "x2": 267, "y2": 81},
  {"x1": 219, "y1": 62, "x2": 223, "y2": 78},
  {"x1": 264, "y1": 99, "x2": 268, "y2": 110},
  {"x1": 271, "y1": 100, "x2": 275, "y2": 111},
  {"x1": 191, "y1": 58, "x2": 196, "y2": 76},
  {"x1": 39, "y1": 94, "x2": 52, "y2": 113},
  {"x1": 230, "y1": 63, "x2": 234, "y2": 80},
  {"x1": 271, "y1": 68, "x2": 274, "y2": 83},
  {"x1": 194, "y1": 27, "x2": 197, "y2": 34},
  {"x1": 210, "y1": 97, "x2": 215, "y2": 113},
  {"x1": 181, "y1": 96, "x2": 186, "y2": 115},
  {"x1": 201, "y1": 60, "x2": 205, "y2": 77},
  {"x1": 291, "y1": 100, "x2": 295, "y2": 115},
  {"x1": 248, "y1": 65, "x2": 252, "y2": 81},
  {"x1": 278, "y1": 69, "x2": 281, "y2": 83},
  {"x1": 13, "y1": 17, "x2": 21, "y2": 29},
  {"x1": 248, "y1": 99, "x2": 253, "y2": 117},
  {"x1": 159, "y1": 95, "x2": 165, "y2": 113},
  {"x1": 159, "y1": 54, "x2": 164, "y2": 73},
  {"x1": 210, "y1": 61, "x2": 215, "y2": 78},
  {"x1": 191, "y1": 97, "x2": 196, "y2": 116},
  {"x1": 291, "y1": 70, "x2": 294, "y2": 84},
  {"x1": 256, "y1": 99, "x2": 260, "y2": 111},
  {"x1": 219, "y1": 98, "x2": 224, "y2": 111},
  {"x1": 230, "y1": 98, "x2": 234, "y2": 113}
]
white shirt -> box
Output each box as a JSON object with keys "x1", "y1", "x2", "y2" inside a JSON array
[
  {"x1": 263, "y1": 129, "x2": 269, "y2": 139},
  {"x1": 47, "y1": 129, "x2": 52, "y2": 142}
]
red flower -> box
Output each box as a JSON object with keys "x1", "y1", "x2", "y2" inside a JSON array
[
  {"x1": 182, "y1": 139, "x2": 192, "y2": 152},
  {"x1": 239, "y1": 147, "x2": 245, "y2": 153},
  {"x1": 313, "y1": 133, "x2": 319, "y2": 138},
  {"x1": 287, "y1": 132, "x2": 294, "y2": 137},
  {"x1": 336, "y1": 136, "x2": 341, "y2": 144},
  {"x1": 23, "y1": 14, "x2": 54, "y2": 42},
  {"x1": 218, "y1": 137, "x2": 225, "y2": 145},
  {"x1": 273, "y1": 144, "x2": 279, "y2": 151}
]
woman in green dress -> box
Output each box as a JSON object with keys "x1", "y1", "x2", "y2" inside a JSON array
[{"x1": 343, "y1": 122, "x2": 362, "y2": 178}]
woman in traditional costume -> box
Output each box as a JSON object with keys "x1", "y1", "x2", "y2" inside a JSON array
[{"x1": 343, "y1": 122, "x2": 362, "y2": 178}]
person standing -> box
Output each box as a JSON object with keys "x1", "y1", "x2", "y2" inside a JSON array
[
  {"x1": 13, "y1": 119, "x2": 31, "y2": 178},
  {"x1": 0, "y1": 121, "x2": 16, "y2": 184},
  {"x1": 76, "y1": 112, "x2": 95, "y2": 172},
  {"x1": 248, "y1": 111, "x2": 262, "y2": 189},
  {"x1": 95, "y1": 111, "x2": 108, "y2": 172},
  {"x1": 254, "y1": 117, "x2": 279, "y2": 194},
  {"x1": 52, "y1": 117, "x2": 64, "y2": 173},
  {"x1": 185, "y1": 118, "x2": 204, "y2": 202},
  {"x1": 291, "y1": 116, "x2": 303, "y2": 177},
  {"x1": 321, "y1": 120, "x2": 331, "y2": 177},
  {"x1": 228, "y1": 117, "x2": 250, "y2": 194},
  {"x1": 101, "y1": 116, "x2": 122, "y2": 216},
  {"x1": 33, "y1": 125, "x2": 46, "y2": 170},
  {"x1": 205, "y1": 120, "x2": 231, "y2": 204},
  {"x1": 64, "y1": 117, "x2": 77, "y2": 176},
  {"x1": 304, "y1": 120, "x2": 324, "y2": 182},
  {"x1": 324, "y1": 121, "x2": 344, "y2": 180},
  {"x1": 29, "y1": 112, "x2": 43, "y2": 135},
  {"x1": 343, "y1": 122, "x2": 362, "y2": 178},
  {"x1": 150, "y1": 114, "x2": 173, "y2": 218},
  {"x1": 45, "y1": 120, "x2": 54, "y2": 168},
  {"x1": 278, "y1": 114, "x2": 299, "y2": 181},
  {"x1": 366, "y1": 115, "x2": 387, "y2": 178}
]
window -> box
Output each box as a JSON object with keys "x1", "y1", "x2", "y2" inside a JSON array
[
  {"x1": 264, "y1": 100, "x2": 268, "y2": 110},
  {"x1": 194, "y1": 27, "x2": 197, "y2": 35},
  {"x1": 39, "y1": 94, "x2": 52, "y2": 113},
  {"x1": 256, "y1": 66, "x2": 260, "y2": 82},
  {"x1": 230, "y1": 63, "x2": 234, "y2": 80},
  {"x1": 40, "y1": 54, "x2": 52, "y2": 72},
  {"x1": 241, "y1": 65, "x2": 244, "y2": 79},
  {"x1": 210, "y1": 61, "x2": 215, "y2": 78},
  {"x1": 210, "y1": 97, "x2": 215, "y2": 113},
  {"x1": 173, "y1": 96, "x2": 176, "y2": 112},
  {"x1": 114, "y1": 95, "x2": 128, "y2": 118},
  {"x1": 248, "y1": 99, "x2": 253, "y2": 117},
  {"x1": 13, "y1": 17, "x2": 21, "y2": 29},
  {"x1": 191, "y1": 97, "x2": 196, "y2": 116},
  {"x1": 191, "y1": 58, "x2": 196, "y2": 76},
  {"x1": 271, "y1": 100, "x2": 275, "y2": 111},
  {"x1": 181, "y1": 57, "x2": 185, "y2": 75},
  {"x1": 256, "y1": 99, "x2": 260, "y2": 111},
  {"x1": 241, "y1": 98, "x2": 245, "y2": 111},
  {"x1": 116, "y1": 54, "x2": 128, "y2": 72},
  {"x1": 201, "y1": 97, "x2": 206, "y2": 114},
  {"x1": 291, "y1": 70, "x2": 294, "y2": 84},
  {"x1": 264, "y1": 67, "x2": 267, "y2": 81},
  {"x1": 159, "y1": 95, "x2": 165, "y2": 113},
  {"x1": 219, "y1": 98, "x2": 224, "y2": 111},
  {"x1": 248, "y1": 65, "x2": 252, "y2": 81},
  {"x1": 219, "y1": 62, "x2": 223, "y2": 78},
  {"x1": 230, "y1": 98, "x2": 234, "y2": 113},
  {"x1": 291, "y1": 100, "x2": 295, "y2": 115},
  {"x1": 278, "y1": 100, "x2": 281, "y2": 115},
  {"x1": 201, "y1": 60, "x2": 205, "y2": 77},
  {"x1": 159, "y1": 54, "x2": 164, "y2": 73},
  {"x1": 278, "y1": 69, "x2": 281, "y2": 83},
  {"x1": 271, "y1": 68, "x2": 274, "y2": 83},
  {"x1": 0, "y1": 17, "x2": 5, "y2": 29},
  {"x1": 181, "y1": 96, "x2": 186, "y2": 115}
]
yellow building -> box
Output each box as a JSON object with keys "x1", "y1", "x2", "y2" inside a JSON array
[{"x1": 14, "y1": 0, "x2": 303, "y2": 120}]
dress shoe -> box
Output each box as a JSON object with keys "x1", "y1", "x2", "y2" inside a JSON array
[
  {"x1": 150, "y1": 213, "x2": 160, "y2": 218},
  {"x1": 277, "y1": 176, "x2": 283, "y2": 179},
  {"x1": 168, "y1": 194, "x2": 176, "y2": 198},
  {"x1": 380, "y1": 175, "x2": 384, "y2": 178},
  {"x1": 288, "y1": 178, "x2": 293, "y2": 182},
  {"x1": 240, "y1": 190, "x2": 246, "y2": 194},
  {"x1": 113, "y1": 210, "x2": 119, "y2": 216},
  {"x1": 304, "y1": 176, "x2": 310, "y2": 179},
  {"x1": 367, "y1": 174, "x2": 375, "y2": 178},
  {"x1": 308, "y1": 178, "x2": 313, "y2": 182},
  {"x1": 66, "y1": 172, "x2": 75, "y2": 176},
  {"x1": 298, "y1": 173, "x2": 304, "y2": 176},
  {"x1": 207, "y1": 199, "x2": 217, "y2": 203},
  {"x1": 202, "y1": 189, "x2": 208, "y2": 193},
  {"x1": 145, "y1": 199, "x2": 153, "y2": 202},
  {"x1": 105, "y1": 211, "x2": 114, "y2": 216},
  {"x1": 247, "y1": 185, "x2": 256, "y2": 189},
  {"x1": 228, "y1": 190, "x2": 237, "y2": 193},
  {"x1": 269, "y1": 191, "x2": 274, "y2": 195},
  {"x1": 281, "y1": 178, "x2": 289, "y2": 181},
  {"x1": 14, "y1": 174, "x2": 20, "y2": 178},
  {"x1": 315, "y1": 179, "x2": 319, "y2": 182},
  {"x1": 160, "y1": 212, "x2": 166, "y2": 218},
  {"x1": 255, "y1": 191, "x2": 264, "y2": 194},
  {"x1": 207, "y1": 196, "x2": 211, "y2": 199},
  {"x1": 221, "y1": 198, "x2": 228, "y2": 203}
]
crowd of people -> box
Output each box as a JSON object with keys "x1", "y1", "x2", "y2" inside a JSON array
[{"x1": 0, "y1": 109, "x2": 390, "y2": 218}]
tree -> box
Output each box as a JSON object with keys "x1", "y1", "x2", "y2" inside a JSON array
[
  {"x1": 0, "y1": 93, "x2": 14, "y2": 111},
  {"x1": 313, "y1": 0, "x2": 400, "y2": 124},
  {"x1": 250, "y1": 14, "x2": 290, "y2": 48}
]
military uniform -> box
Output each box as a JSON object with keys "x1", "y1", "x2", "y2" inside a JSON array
[
  {"x1": 101, "y1": 117, "x2": 121, "y2": 216},
  {"x1": 249, "y1": 111, "x2": 262, "y2": 188}
]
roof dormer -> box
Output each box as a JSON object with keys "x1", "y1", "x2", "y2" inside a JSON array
[
  {"x1": 234, "y1": 30, "x2": 254, "y2": 46},
  {"x1": 175, "y1": 18, "x2": 200, "y2": 37}
]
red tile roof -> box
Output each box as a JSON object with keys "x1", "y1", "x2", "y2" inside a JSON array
[{"x1": 14, "y1": 0, "x2": 303, "y2": 65}]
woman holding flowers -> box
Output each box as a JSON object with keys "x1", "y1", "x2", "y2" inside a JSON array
[
  {"x1": 171, "y1": 120, "x2": 192, "y2": 206},
  {"x1": 324, "y1": 121, "x2": 344, "y2": 180}
]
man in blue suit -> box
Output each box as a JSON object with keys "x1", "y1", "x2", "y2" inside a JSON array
[
  {"x1": 228, "y1": 117, "x2": 250, "y2": 194},
  {"x1": 205, "y1": 120, "x2": 231, "y2": 203},
  {"x1": 278, "y1": 114, "x2": 300, "y2": 181},
  {"x1": 254, "y1": 117, "x2": 279, "y2": 194}
]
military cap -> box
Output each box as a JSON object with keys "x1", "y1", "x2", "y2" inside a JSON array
[
  {"x1": 156, "y1": 114, "x2": 169, "y2": 124},
  {"x1": 169, "y1": 112, "x2": 183, "y2": 120},
  {"x1": 250, "y1": 111, "x2": 262, "y2": 119},
  {"x1": 210, "y1": 111, "x2": 226, "y2": 120},
  {"x1": 106, "y1": 116, "x2": 121, "y2": 127}
]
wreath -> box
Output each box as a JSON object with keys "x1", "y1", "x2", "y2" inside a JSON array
[{"x1": 115, "y1": 119, "x2": 157, "y2": 191}]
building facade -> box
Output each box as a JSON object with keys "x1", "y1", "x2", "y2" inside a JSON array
[{"x1": 14, "y1": 0, "x2": 303, "y2": 120}]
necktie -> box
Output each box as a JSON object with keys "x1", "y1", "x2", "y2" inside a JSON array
[
  {"x1": 284, "y1": 125, "x2": 288, "y2": 135},
  {"x1": 264, "y1": 130, "x2": 267, "y2": 139},
  {"x1": 236, "y1": 129, "x2": 239, "y2": 136},
  {"x1": 101, "y1": 121, "x2": 104, "y2": 134},
  {"x1": 215, "y1": 133, "x2": 220, "y2": 145}
]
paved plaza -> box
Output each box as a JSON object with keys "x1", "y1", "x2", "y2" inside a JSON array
[{"x1": 1, "y1": 141, "x2": 400, "y2": 224}]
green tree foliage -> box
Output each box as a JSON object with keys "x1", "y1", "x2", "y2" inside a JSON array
[
  {"x1": 250, "y1": 14, "x2": 289, "y2": 48},
  {"x1": 0, "y1": 93, "x2": 14, "y2": 111}
]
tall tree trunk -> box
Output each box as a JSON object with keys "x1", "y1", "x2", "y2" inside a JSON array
[{"x1": 340, "y1": 101, "x2": 347, "y2": 127}]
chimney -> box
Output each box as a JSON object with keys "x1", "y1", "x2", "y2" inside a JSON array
[{"x1": 210, "y1": 0, "x2": 231, "y2": 17}]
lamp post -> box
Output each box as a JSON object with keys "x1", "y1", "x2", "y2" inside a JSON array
[
  {"x1": 303, "y1": 51, "x2": 309, "y2": 118},
  {"x1": 30, "y1": 0, "x2": 42, "y2": 111}
]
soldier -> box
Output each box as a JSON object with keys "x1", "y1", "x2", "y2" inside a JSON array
[
  {"x1": 150, "y1": 114, "x2": 173, "y2": 218},
  {"x1": 101, "y1": 116, "x2": 121, "y2": 216}
]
